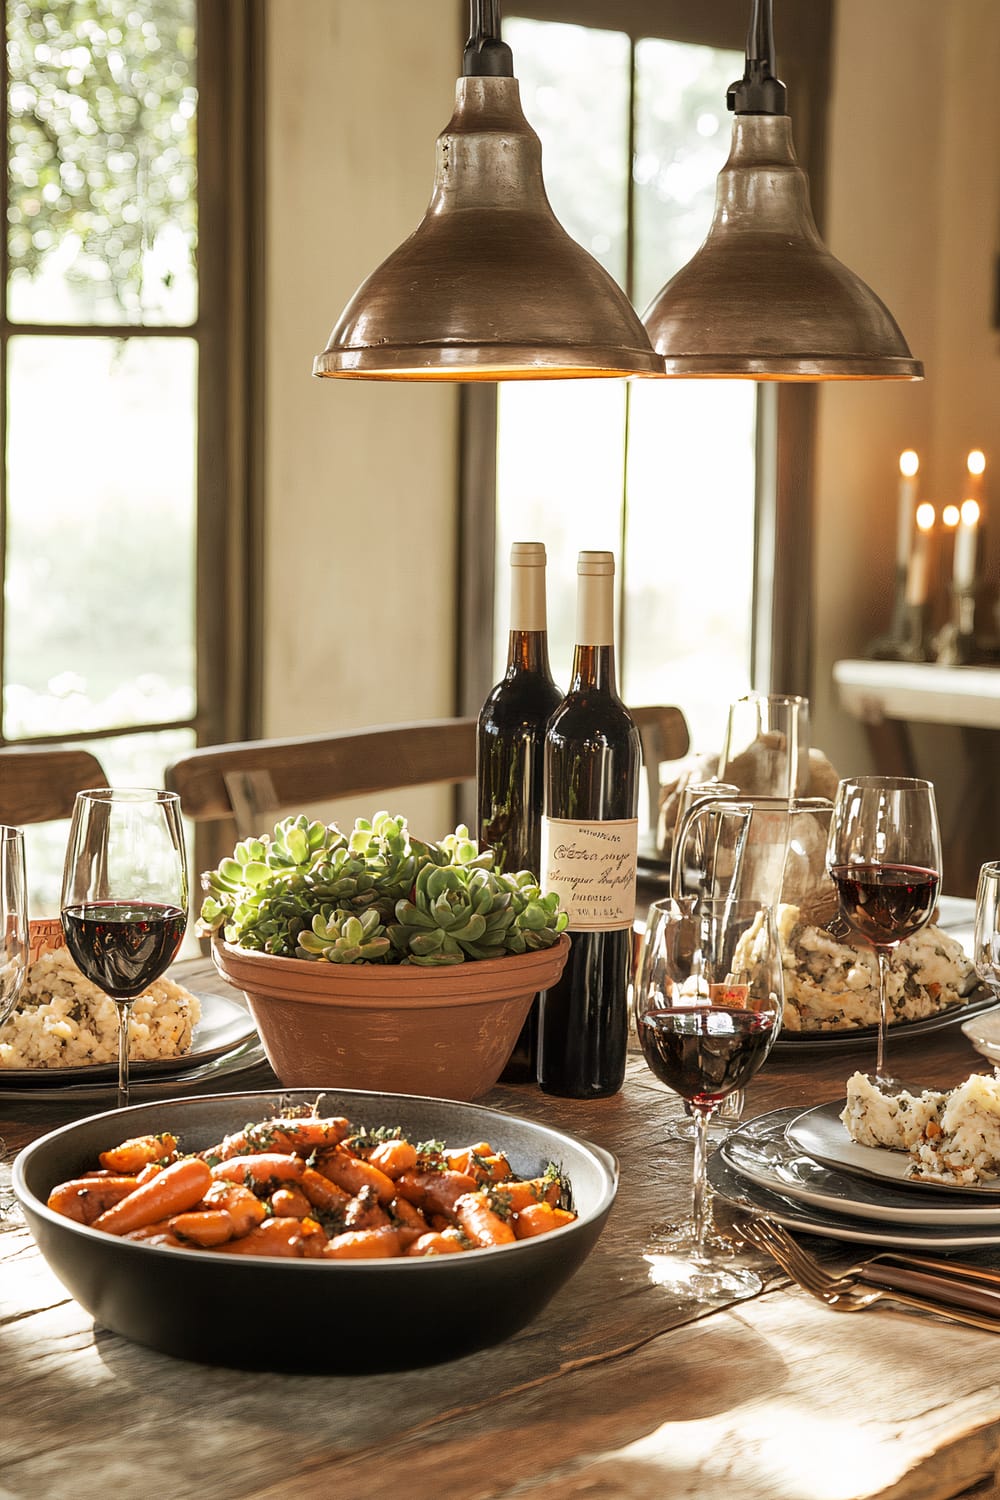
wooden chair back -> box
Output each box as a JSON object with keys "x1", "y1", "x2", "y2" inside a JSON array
[
  {"x1": 0, "y1": 746, "x2": 109, "y2": 825},
  {"x1": 166, "y1": 706, "x2": 688, "y2": 848},
  {"x1": 630, "y1": 705, "x2": 690, "y2": 825},
  {"x1": 165, "y1": 719, "x2": 478, "y2": 839}
]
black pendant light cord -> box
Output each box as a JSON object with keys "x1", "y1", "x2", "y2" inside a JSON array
[
  {"x1": 464, "y1": 0, "x2": 514, "y2": 77},
  {"x1": 727, "y1": 0, "x2": 787, "y2": 115}
]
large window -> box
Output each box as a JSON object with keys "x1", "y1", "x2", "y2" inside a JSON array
[
  {"x1": 3, "y1": 1, "x2": 259, "y2": 910},
  {"x1": 460, "y1": 0, "x2": 830, "y2": 761}
]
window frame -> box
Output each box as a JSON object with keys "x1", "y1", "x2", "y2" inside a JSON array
[
  {"x1": 0, "y1": 0, "x2": 264, "y2": 869},
  {"x1": 456, "y1": 0, "x2": 832, "y2": 716}
]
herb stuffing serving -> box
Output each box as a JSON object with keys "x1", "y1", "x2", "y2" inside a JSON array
[{"x1": 198, "y1": 811, "x2": 567, "y2": 967}]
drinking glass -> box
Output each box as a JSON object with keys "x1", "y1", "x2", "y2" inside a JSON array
[
  {"x1": 718, "y1": 693, "x2": 809, "y2": 798},
  {"x1": 973, "y1": 861, "x2": 1000, "y2": 996},
  {"x1": 0, "y1": 827, "x2": 28, "y2": 1028},
  {"x1": 61, "y1": 789, "x2": 188, "y2": 1108},
  {"x1": 634, "y1": 896, "x2": 784, "y2": 1300},
  {"x1": 826, "y1": 776, "x2": 941, "y2": 1090}
]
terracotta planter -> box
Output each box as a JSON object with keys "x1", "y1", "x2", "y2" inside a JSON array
[{"x1": 212, "y1": 934, "x2": 570, "y2": 1101}]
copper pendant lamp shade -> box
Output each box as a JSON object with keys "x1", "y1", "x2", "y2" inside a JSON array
[
  {"x1": 642, "y1": 0, "x2": 923, "y2": 382},
  {"x1": 313, "y1": 7, "x2": 661, "y2": 382}
]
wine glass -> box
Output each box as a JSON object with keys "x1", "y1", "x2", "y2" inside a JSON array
[
  {"x1": 61, "y1": 789, "x2": 188, "y2": 1109},
  {"x1": 826, "y1": 776, "x2": 942, "y2": 1091},
  {"x1": 0, "y1": 826, "x2": 28, "y2": 1028},
  {"x1": 973, "y1": 861, "x2": 1000, "y2": 997},
  {"x1": 634, "y1": 896, "x2": 784, "y2": 1300},
  {"x1": 718, "y1": 693, "x2": 809, "y2": 798}
]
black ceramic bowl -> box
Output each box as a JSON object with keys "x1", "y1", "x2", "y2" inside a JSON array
[{"x1": 13, "y1": 1088, "x2": 618, "y2": 1374}]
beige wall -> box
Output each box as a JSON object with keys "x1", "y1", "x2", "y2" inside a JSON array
[
  {"x1": 264, "y1": 0, "x2": 462, "y2": 832},
  {"x1": 815, "y1": 0, "x2": 1000, "y2": 787}
]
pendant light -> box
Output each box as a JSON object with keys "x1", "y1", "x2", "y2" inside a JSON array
[
  {"x1": 313, "y1": 1, "x2": 661, "y2": 382},
  {"x1": 642, "y1": 0, "x2": 923, "y2": 381}
]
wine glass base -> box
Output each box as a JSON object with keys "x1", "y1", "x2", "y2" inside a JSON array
[
  {"x1": 662, "y1": 1116, "x2": 741, "y2": 1146},
  {"x1": 646, "y1": 1219, "x2": 734, "y2": 1256},
  {"x1": 643, "y1": 1249, "x2": 761, "y2": 1302},
  {"x1": 861, "y1": 1070, "x2": 908, "y2": 1096}
]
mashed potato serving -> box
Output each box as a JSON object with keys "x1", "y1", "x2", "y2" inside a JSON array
[
  {"x1": 0, "y1": 947, "x2": 201, "y2": 1070},
  {"x1": 777, "y1": 903, "x2": 975, "y2": 1033}
]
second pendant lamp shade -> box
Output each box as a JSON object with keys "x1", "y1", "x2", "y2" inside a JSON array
[
  {"x1": 313, "y1": 24, "x2": 661, "y2": 380},
  {"x1": 642, "y1": 0, "x2": 923, "y2": 381}
]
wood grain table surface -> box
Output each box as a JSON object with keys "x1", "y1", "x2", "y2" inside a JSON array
[{"x1": 3, "y1": 955, "x2": 1000, "y2": 1500}]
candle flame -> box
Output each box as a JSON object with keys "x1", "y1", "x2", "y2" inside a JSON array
[
  {"x1": 943, "y1": 504, "x2": 960, "y2": 527},
  {"x1": 961, "y1": 498, "x2": 981, "y2": 526},
  {"x1": 899, "y1": 450, "x2": 919, "y2": 478},
  {"x1": 968, "y1": 450, "x2": 986, "y2": 476},
  {"x1": 915, "y1": 502, "x2": 935, "y2": 532}
]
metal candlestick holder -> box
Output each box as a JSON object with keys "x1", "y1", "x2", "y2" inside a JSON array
[
  {"x1": 867, "y1": 566, "x2": 931, "y2": 661},
  {"x1": 933, "y1": 586, "x2": 977, "y2": 665}
]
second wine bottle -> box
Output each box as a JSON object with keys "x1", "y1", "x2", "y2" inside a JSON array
[
  {"x1": 537, "y1": 550, "x2": 641, "y2": 1098},
  {"x1": 477, "y1": 541, "x2": 563, "y2": 1081}
]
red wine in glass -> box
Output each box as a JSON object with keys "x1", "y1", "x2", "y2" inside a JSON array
[
  {"x1": 826, "y1": 776, "x2": 942, "y2": 1090},
  {"x1": 638, "y1": 1006, "x2": 779, "y2": 1109},
  {"x1": 63, "y1": 902, "x2": 187, "y2": 998},
  {"x1": 61, "y1": 788, "x2": 188, "y2": 1109},
  {"x1": 829, "y1": 864, "x2": 940, "y2": 948}
]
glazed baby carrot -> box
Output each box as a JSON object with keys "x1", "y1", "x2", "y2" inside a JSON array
[
  {"x1": 168, "y1": 1209, "x2": 237, "y2": 1247},
  {"x1": 404, "y1": 1231, "x2": 466, "y2": 1257},
  {"x1": 490, "y1": 1177, "x2": 562, "y2": 1214},
  {"x1": 92, "y1": 1158, "x2": 213, "y2": 1236},
  {"x1": 209, "y1": 1152, "x2": 306, "y2": 1188},
  {"x1": 395, "y1": 1168, "x2": 478, "y2": 1218},
  {"x1": 216, "y1": 1217, "x2": 328, "y2": 1258},
  {"x1": 322, "y1": 1227, "x2": 401, "y2": 1260},
  {"x1": 47, "y1": 1176, "x2": 140, "y2": 1225},
  {"x1": 367, "y1": 1138, "x2": 418, "y2": 1179},
  {"x1": 201, "y1": 1180, "x2": 267, "y2": 1235},
  {"x1": 314, "y1": 1146, "x2": 396, "y2": 1204},
  {"x1": 454, "y1": 1191, "x2": 516, "y2": 1248},
  {"x1": 513, "y1": 1203, "x2": 576, "y2": 1239},
  {"x1": 99, "y1": 1133, "x2": 178, "y2": 1174}
]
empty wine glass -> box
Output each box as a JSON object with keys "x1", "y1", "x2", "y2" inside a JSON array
[
  {"x1": 61, "y1": 789, "x2": 188, "y2": 1109},
  {"x1": 826, "y1": 776, "x2": 942, "y2": 1090},
  {"x1": 635, "y1": 896, "x2": 784, "y2": 1300},
  {"x1": 0, "y1": 827, "x2": 28, "y2": 1029},
  {"x1": 973, "y1": 861, "x2": 1000, "y2": 997},
  {"x1": 718, "y1": 693, "x2": 809, "y2": 799}
]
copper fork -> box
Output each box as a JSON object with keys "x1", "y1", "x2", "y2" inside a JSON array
[{"x1": 739, "y1": 1217, "x2": 1000, "y2": 1333}]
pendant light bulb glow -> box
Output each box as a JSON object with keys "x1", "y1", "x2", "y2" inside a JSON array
[
  {"x1": 641, "y1": 0, "x2": 923, "y2": 381},
  {"x1": 313, "y1": 3, "x2": 661, "y2": 382}
]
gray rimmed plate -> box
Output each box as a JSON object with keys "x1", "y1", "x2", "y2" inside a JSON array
[
  {"x1": 708, "y1": 1141, "x2": 1000, "y2": 1250},
  {"x1": 786, "y1": 1099, "x2": 1000, "y2": 1198},
  {"x1": 722, "y1": 1108, "x2": 1000, "y2": 1225}
]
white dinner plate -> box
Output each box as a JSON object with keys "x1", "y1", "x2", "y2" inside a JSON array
[
  {"x1": 722, "y1": 1108, "x2": 1000, "y2": 1225},
  {"x1": 0, "y1": 991, "x2": 257, "y2": 1087},
  {"x1": 786, "y1": 1099, "x2": 1000, "y2": 1198},
  {"x1": 707, "y1": 1145, "x2": 1000, "y2": 1249}
]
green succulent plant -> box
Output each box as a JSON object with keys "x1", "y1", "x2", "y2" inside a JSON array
[{"x1": 198, "y1": 810, "x2": 567, "y2": 966}]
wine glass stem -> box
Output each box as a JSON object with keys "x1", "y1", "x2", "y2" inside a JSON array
[
  {"x1": 875, "y1": 946, "x2": 892, "y2": 1086},
  {"x1": 691, "y1": 1105, "x2": 714, "y2": 1265},
  {"x1": 116, "y1": 999, "x2": 133, "y2": 1110}
]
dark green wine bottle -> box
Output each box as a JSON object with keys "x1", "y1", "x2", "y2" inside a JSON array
[
  {"x1": 538, "y1": 550, "x2": 640, "y2": 1099},
  {"x1": 477, "y1": 542, "x2": 562, "y2": 1082}
]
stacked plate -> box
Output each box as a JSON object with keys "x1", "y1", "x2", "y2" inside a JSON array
[{"x1": 708, "y1": 1100, "x2": 1000, "y2": 1251}]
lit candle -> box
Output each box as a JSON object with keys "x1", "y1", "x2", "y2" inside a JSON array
[
  {"x1": 967, "y1": 449, "x2": 986, "y2": 507},
  {"x1": 896, "y1": 450, "x2": 920, "y2": 570},
  {"x1": 905, "y1": 502, "x2": 935, "y2": 606},
  {"x1": 954, "y1": 497, "x2": 981, "y2": 591}
]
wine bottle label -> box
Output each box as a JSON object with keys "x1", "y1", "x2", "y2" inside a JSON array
[{"x1": 540, "y1": 816, "x2": 639, "y2": 930}]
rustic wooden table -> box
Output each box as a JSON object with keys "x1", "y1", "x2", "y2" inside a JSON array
[{"x1": 3, "y1": 954, "x2": 1000, "y2": 1500}]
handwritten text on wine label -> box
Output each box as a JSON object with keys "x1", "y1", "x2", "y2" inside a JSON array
[{"x1": 540, "y1": 817, "x2": 639, "y2": 930}]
